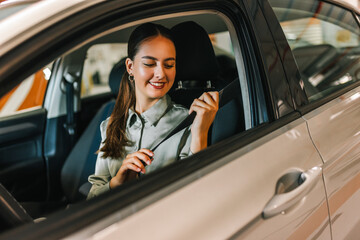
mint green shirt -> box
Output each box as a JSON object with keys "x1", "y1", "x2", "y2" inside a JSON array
[{"x1": 88, "y1": 95, "x2": 192, "y2": 199}]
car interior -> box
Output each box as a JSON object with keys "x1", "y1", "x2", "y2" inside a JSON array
[{"x1": 0, "y1": 12, "x2": 246, "y2": 232}]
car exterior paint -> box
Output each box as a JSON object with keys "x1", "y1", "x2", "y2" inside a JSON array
[
  {"x1": 0, "y1": 0, "x2": 101, "y2": 56},
  {"x1": 303, "y1": 86, "x2": 360, "y2": 239},
  {"x1": 68, "y1": 119, "x2": 330, "y2": 240},
  {"x1": 0, "y1": 0, "x2": 359, "y2": 239}
]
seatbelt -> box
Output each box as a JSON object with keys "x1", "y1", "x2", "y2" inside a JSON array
[
  {"x1": 63, "y1": 71, "x2": 79, "y2": 138},
  {"x1": 150, "y1": 78, "x2": 240, "y2": 152}
]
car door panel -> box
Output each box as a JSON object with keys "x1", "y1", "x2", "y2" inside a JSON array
[
  {"x1": 0, "y1": 108, "x2": 47, "y2": 201},
  {"x1": 68, "y1": 118, "x2": 330, "y2": 240},
  {"x1": 303, "y1": 86, "x2": 360, "y2": 239}
]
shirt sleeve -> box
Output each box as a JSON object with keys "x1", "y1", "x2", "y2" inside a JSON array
[
  {"x1": 87, "y1": 119, "x2": 111, "y2": 199},
  {"x1": 87, "y1": 149, "x2": 111, "y2": 199}
]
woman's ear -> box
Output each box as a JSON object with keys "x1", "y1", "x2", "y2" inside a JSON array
[{"x1": 126, "y1": 58, "x2": 134, "y2": 75}]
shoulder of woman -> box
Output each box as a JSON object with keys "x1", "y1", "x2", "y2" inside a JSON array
[
  {"x1": 100, "y1": 117, "x2": 111, "y2": 139},
  {"x1": 170, "y1": 103, "x2": 189, "y2": 116}
]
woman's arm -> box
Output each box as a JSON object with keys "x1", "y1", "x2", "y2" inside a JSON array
[
  {"x1": 189, "y1": 91, "x2": 219, "y2": 153},
  {"x1": 87, "y1": 151, "x2": 112, "y2": 199}
]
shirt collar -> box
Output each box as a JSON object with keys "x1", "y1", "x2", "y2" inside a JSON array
[
  {"x1": 127, "y1": 95, "x2": 171, "y2": 127},
  {"x1": 127, "y1": 109, "x2": 137, "y2": 128},
  {"x1": 142, "y1": 95, "x2": 171, "y2": 126}
]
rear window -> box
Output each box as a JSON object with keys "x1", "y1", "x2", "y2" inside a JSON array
[{"x1": 270, "y1": 0, "x2": 360, "y2": 102}]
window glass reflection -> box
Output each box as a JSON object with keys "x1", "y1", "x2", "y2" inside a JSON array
[{"x1": 270, "y1": 0, "x2": 360, "y2": 102}]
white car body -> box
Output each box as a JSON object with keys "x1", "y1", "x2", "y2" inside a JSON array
[{"x1": 0, "y1": 0, "x2": 359, "y2": 239}]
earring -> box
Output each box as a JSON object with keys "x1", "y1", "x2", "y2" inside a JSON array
[{"x1": 128, "y1": 74, "x2": 134, "y2": 82}]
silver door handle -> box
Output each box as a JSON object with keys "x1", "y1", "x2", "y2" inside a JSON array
[{"x1": 262, "y1": 166, "x2": 322, "y2": 219}]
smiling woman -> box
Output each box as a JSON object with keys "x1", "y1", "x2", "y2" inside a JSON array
[{"x1": 87, "y1": 22, "x2": 219, "y2": 198}]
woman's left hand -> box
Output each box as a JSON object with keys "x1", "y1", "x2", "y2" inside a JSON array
[{"x1": 189, "y1": 91, "x2": 219, "y2": 153}]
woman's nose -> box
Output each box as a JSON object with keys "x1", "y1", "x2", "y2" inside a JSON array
[{"x1": 154, "y1": 65, "x2": 165, "y2": 79}]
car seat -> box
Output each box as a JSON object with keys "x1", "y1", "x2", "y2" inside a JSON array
[
  {"x1": 170, "y1": 21, "x2": 225, "y2": 109},
  {"x1": 170, "y1": 21, "x2": 245, "y2": 145},
  {"x1": 61, "y1": 58, "x2": 126, "y2": 202},
  {"x1": 216, "y1": 54, "x2": 239, "y2": 85}
]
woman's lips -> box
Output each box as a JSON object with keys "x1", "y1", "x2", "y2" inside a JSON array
[{"x1": 149, "y1": 81, "x2": 165, "y2": 89}]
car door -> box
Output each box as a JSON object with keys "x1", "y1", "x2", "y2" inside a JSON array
[
  {"x1": 0, "y1": 68, "x2": 49, "y2": 202},
  {"x1": 302, "y1": 7, "x2": 360, "y2": 239},
  {"x1": 0, "y1": 0, "x2": 331, "y2": 239},
  {"x1": 0, "y1": 1, "x2": 112, "y2": 203},
  {"x1": 0, "y1": 58, "x2": 78, "y2": 202},
  {"x1": 268, "y1": 0, "x2": 360, "y2": 239}
]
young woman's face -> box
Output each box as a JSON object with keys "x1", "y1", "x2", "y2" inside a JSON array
[{"x1": 126, "y1": 36, "x2": 176, "y2": 104}]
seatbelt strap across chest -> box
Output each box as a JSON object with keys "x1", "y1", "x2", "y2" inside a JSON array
[{"x1": 150, "y1": 78, "x2": 239, "y2": 152}]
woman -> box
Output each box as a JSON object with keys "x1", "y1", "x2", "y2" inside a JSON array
[{"x1": 88, "y1": 23, "x2": 218, "y2": 199}]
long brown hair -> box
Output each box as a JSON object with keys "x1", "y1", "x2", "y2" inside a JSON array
[{"x1": 100, "y1": 23, "x2": 174, "y2": 159}]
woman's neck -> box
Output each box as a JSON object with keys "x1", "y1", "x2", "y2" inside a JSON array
[{"x1": 135, "y1": 96, "x2": 161, "y2": 114}]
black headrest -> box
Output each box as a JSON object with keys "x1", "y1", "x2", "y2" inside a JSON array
[
  {"x1": 171, "y1": 21, "x2": 219, "y2": 83},
  {"x1": 109, "y1": 57, "x2": 126, "y2": 96}
]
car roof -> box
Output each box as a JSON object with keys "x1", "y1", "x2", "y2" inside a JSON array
[
  {"x1": 328, "y1": 0, "x2": 360, "y2": 14},
  {"x1": 0, "y1": 0, "x2": 39, "y2": 22},
  {"x1": 0, "y1": 0, "x2": 359, "y2": 57},
  {"x1": 0, "y1": 0, "x2": 104, "y2": 56}
]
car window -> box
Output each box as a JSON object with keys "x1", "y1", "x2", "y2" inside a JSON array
[
  {"x1": 82, "y1": 12, "x2": 251, "y2": 201},
  {"x1": 58, "y1": 12, "x2": 247, "y2": 201},
  {"x1": 0, "y1": 62, "x2": 52, "y2": 117},
  {"x1": 211, "y1": 31, "x2": 234, "y2": 55},
  {"x1": 269, "y1": 0, "x2": 360, "y2": 102},
  {"x1": 81, "y1": 43, "x2": 127, "y2": 98}
]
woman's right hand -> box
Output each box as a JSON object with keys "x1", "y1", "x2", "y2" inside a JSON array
[{"x1": 109, "y1": 148, "x2": 154, "y2": 189}]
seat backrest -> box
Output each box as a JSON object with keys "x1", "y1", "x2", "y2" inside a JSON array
[
  {"x1": 171, "y1": 21, "x2": 245, "y2": 144},
  {"x1": 170, "y1": 21, "x2": 224, "y2": 108},
  {"x1": 210, "y1": 78, "x2": 244, "y2": 144},
  {"x1": 61, "y1": 58, "x2": 126, "y2": 202}
]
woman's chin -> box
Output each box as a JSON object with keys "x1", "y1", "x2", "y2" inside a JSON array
[
  {"x1": 146, "y1": 87, "x2": 171, "y2": 98},
  {"x1": 148, "y1": 92, "x2": 167, "y2": 100}
]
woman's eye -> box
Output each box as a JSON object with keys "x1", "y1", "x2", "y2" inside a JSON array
[
  {"x1": 143, "y1": 63, "x2": 155, "y2": 67},
  {"x1": 164, "y1": 64, "x2": 175, "y2": 69}
]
